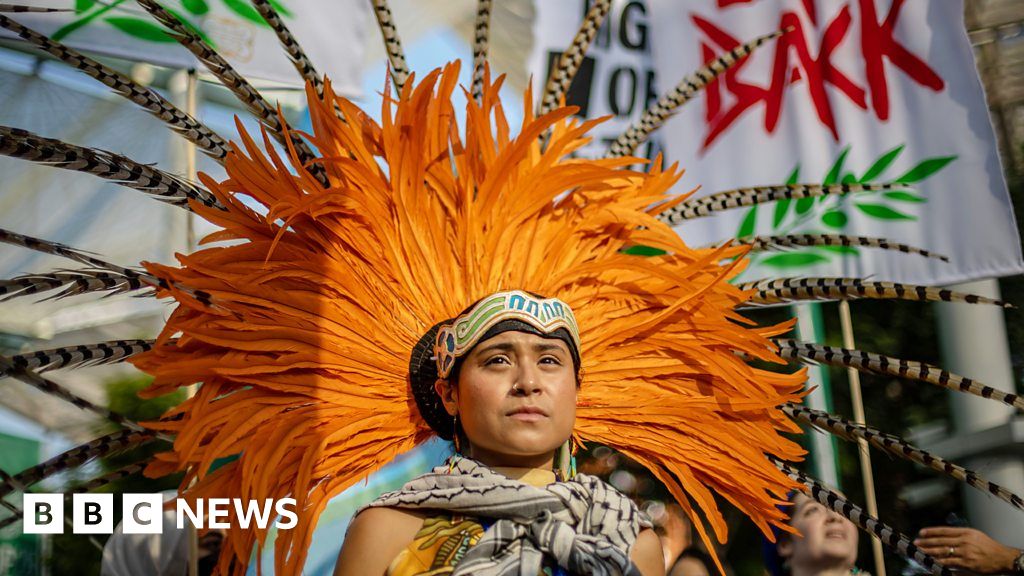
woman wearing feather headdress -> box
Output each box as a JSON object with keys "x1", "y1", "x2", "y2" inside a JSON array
[
  {"x1": 1, "y1": 2, "x2": 1022, "y2": 576},
  {"x1": 334, "y1": 293, "x2": 665, "y2": 575}
]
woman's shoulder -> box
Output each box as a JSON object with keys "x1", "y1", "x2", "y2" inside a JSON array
[
  {"x1": 332, "y1": 507, "x2": 427, "y2": 576},
  {"x1": 354, "y1": 506, "x2": 427, "y2": 528},
  {"x1": 576, "y1": 474, "x2": 647, "y2": 515}
]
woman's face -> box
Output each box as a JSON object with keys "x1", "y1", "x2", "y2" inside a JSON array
[
  {"x1": 778, "y1": 493, "x2": 858, "y2": 573},
  {"x1": 435, "y1": 330, "x2": 577, "y2": 468}
]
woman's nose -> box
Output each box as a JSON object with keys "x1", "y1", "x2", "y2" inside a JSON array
[{"x1": 513, "y1": 365, "x2": 541, "y2": 394}]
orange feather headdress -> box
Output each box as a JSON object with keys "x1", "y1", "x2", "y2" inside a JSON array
[
  {"x1": 2, "y1": 4, "x2": 1018, "y2": 576},
  {"x1": 129, "y1": 62, "x2": 805, "y2": 574}
]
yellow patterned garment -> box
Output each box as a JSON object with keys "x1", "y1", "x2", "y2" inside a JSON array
[
  {"x1": 386, "y1": 468, "x2": 558, "y2": 576},
  {"x1": 386, "y1": 515, "x2": 485, "y2": 576}
]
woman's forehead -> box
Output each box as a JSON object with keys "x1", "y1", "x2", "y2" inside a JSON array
[
  {"x1": 790, "y1": 492, "x2": 816, "y2": 515},
  {"x1": 471, "y1": 330, "x2": 571, "y2": 352}
]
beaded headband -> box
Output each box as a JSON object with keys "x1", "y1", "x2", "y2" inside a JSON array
[{"x1": 434, "y1": 290, "x2": 581, "y2": 379}]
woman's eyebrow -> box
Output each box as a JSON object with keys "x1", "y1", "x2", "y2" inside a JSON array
[
  {"x1": 791, "y1": 498, "x2": 813, "y2": 516},
  {"x1": 475, "y1": 342, "x2": 516, "y2": 355},
  {"x1": 474, "y1": 341, "x2": 567, "y2": 355},
  {"x1": 534, "y1": 343, "x2": 566, "y2": 353}
]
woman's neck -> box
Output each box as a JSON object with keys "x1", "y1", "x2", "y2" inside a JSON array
[
  {"x1": 490, "y1": 466, "x2": 557, "y2": 486},
  {"x1": 466, "y1": 445, "x2": 555, "y2": 471}
]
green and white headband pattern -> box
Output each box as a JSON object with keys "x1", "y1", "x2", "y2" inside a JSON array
[{"x1": 434, "y1": 290, "x2": 581, "y2": 379}]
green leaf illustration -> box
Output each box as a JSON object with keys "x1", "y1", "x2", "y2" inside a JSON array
[
  {"x1": 821, "y1": 210, "x2": 847, "y2": 229},
  {"x1": 854, "y1": 203, "x2": 914, "y2": 220},
  {"x1": 105, "y1": 16, "x2": 176, "y2": 42},
  {"x1": 222, "y1": 0, "x2": 271, "y2": 26},
  {"x1": 773, "y1": 198, "x2": 791, "y2": 227},
  {"x1": 820, "y1": 245, "x2": 859, "y2": 255},
  {"x1": 737, "y1": 205, "x2": 758, "y2": 239},
  {"x1": 182, "y1": 0, "x2": 210, "y2": 16},
  {"x1": 622, "y1": 245, "x2": 667, "y2": 256},
  {"x1": 795, "y1": 196, "x2": 815, "y2": 215},
  {"x1": 785, "y1": 165, "x2": 801, "y2": 186},
  {"x1": 772, "y1": 165, "x2": 799, "y2": 227},
  {"x1": 761, "y1": 252, "x2": 830, "y2": 268},
  {"x1": 75, "y1": 0, "x2": 96, "y2": 13},
  {"x1": 269, "y1": 0, "x2": 293, "y2": 17},
  {"x1": 860, "y1": 144, "x2": 904, "y2": 182},
  {"x1": 896, "y1": 156, "x2": 956, "y2": 183},
  {"x1": 824, "y1": 146, "x2": 850, "y2": 185},
  {"x1": 53, "y1": 0, "x2": 125, "y2": 41},
  {"x1": 740, "y1": 143, "x2": 949, "y2": 275},
  {"x1": 884, "y1": 191, "x2": 926, "y2": 203}
]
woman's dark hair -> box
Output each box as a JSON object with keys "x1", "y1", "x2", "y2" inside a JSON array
[{"x1": 762, "y1": 491, "x2": 799, "y2": 576}]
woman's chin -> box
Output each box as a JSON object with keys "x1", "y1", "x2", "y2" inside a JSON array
[{"x1": 477, "y1": 435, "x2": 562, "y2": 461}]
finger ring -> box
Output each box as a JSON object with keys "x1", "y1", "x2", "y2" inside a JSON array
[{"x1": 948, "y1": 546, "x2": 956, "y2": 558}]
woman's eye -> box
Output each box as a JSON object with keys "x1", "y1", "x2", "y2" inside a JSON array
[
  {"x1": 539, "y1": 356, "x2": 563, "y2": 365},
  {"x1": 803, "y1": 505, "x2": 822, "y2": 516},
  {"x1": 485, "y1": 356, "x2": 510, "y2": 365}
]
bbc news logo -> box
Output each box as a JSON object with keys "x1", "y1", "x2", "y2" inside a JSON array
[{"x1": 22, "y1": 494, "x2": 298, "y2": 534}]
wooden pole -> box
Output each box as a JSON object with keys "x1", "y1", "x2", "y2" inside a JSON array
[
  {"x1": 184, "y1": 67, "x2": 200, "y2": 576},
  {"x1": 838, "y1": 300, "x2": 886, "y2": 576}
]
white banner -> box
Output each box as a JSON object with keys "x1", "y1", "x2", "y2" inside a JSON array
[
  {"x1": 530, "y1": 0, "x2": 1024, "y2": 285},
  {"x1": 528, "y1": 0, "x2": 664, "y2": 164},
  {"x1": 4, "y1": 0, "x2": 368, "y2": 94}
]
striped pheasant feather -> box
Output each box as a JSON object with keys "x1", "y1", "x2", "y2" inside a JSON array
[
  {"x1": 0, "y1": 228, "x2": 169, "y2": 286},
  {"x1": 0, "y1": 461, "x2": 148, "y2": 531},
  {"x1": 0, "y1": 126, "x2": 220, "y2": 209},
  {"x1": 0, "y1": 228, "x2": 221, "y2": 308},
  {"x1": 0, "y1": 15, "x2": 229, "y2": 162},
  {"x1": 538, "y1": 0, "x2": 611, "y2": 117},
  {"x1": 133, "y1": 0, "x2": 328, "y2": 188},
  {"x1": 470, "y1": 0, "x2": 493, "y2": 102},
  {"x1": 783, "y1": 403, "x2": 1024, "y2": 510},
  {"x1": 0, "y1": 229, "x2": 147, "y2": 276},
  {"x1": 0, "y1": 429, "x2": 156, "y2": 498},
  {"x1": 370, "y1": 0, "x2": 410, "y2": 93},
  {"x1": 659, "y1": 182, "x2": 902, "y2": 223},
  {"x1": 722, "y1": 234, "x2": 948, "y2": 261},
  {"x1": 771, "y1": 456, "x2": 949, "y2": 576},
  {"x1": 739, "y1": 277, "x2": 1009, "y2": 307},
  {"x1": 0, "y1": 269, "x2": 151, "y2": 301},
  {"x1": 774, "y1": 338, "x2": 1024, "y2": 410},
  {"x1": 250, "y1": 0, "x2": 324, "y2": 98},
  {"x1": 607, "y1": 29, "x2": 783, "y2": 158},
  {"x1": 0, "y1": 468, "x2": 24, "y2": 524},
  {"x1": 74, "y1": 461, "x2": 147, "y2": 494},
  {"x1": 1, "y1": 359, "x2": 163, "y2": 435},
  {"x1": 0, "y1": 4, "x2": 69, "y2": 12},
  {"x1": 2, "y1": 339, "x2": 156, "y2": 376},
  {"x1": 0, "y1": 126, "x2": 218, "y2": 208}
]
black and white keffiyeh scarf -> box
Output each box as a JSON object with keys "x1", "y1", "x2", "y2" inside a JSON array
[{"x1": 361, "y1": 456, "x2": 653, "y2": 576}]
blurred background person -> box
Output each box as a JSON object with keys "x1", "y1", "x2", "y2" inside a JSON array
[
  {"x1": 669, "y1": 547, "x2": 714, "y2": 576},
  {"x1": 764, "y1": 491, "x2": 865, "y2": 576},
  {"x1": 914, "y1": 526, "x2": 1024, "y2": 575}
]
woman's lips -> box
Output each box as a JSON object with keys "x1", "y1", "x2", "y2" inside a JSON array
[{"x1": 507, "y1": 406, "x2": 547, "y2": 421}]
